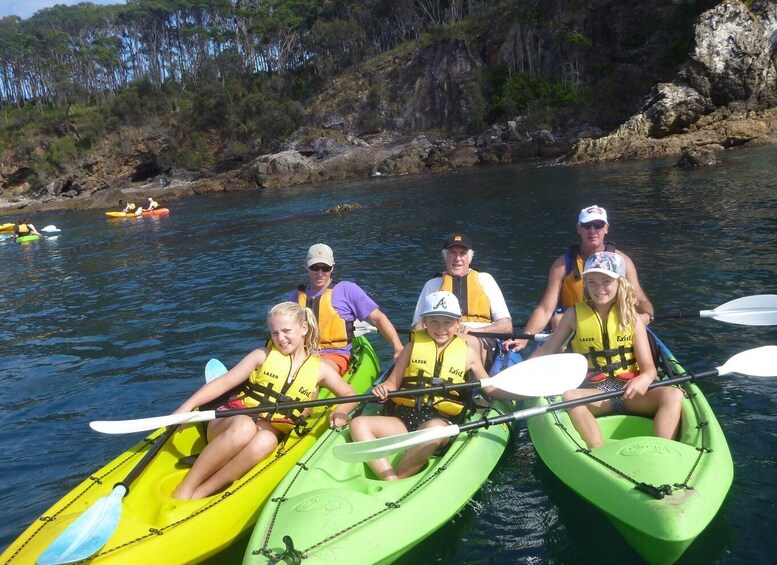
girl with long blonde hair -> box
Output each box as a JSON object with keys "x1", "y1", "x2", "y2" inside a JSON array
[
  {"x1": 171, "y1": 302, "x2": 358, "y2": 499},
  {"x1": 532, "y1": 252, "x2": 683, "y2": 449}
]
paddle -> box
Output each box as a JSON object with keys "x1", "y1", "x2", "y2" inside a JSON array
[
  {"x1": 354, "y1": 321, "x2": 550, "y2": 342},
  {"x1": 89, "y1": 353, "x2": 588, "y2": 435},
  {"x1": 651, "y1": 294, "x2": 777, "y2": 326},
  {"x1": 37, "y1": 361, "x2": 229, "y2": 565},
  {"x1": 204, "y1": 358, "x2": 228, "y2": 382},
  {"x1": 332, "y1": 345, "x2": 777, "y2": 463},
  {"x1": 503, "y1": 295, "x2": 777, "y2": 328}
]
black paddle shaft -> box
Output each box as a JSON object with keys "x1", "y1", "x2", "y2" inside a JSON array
[
  {"x1": 212, "y1": 380, "x2": 486, "y2": 419},
  {"x1": 455, "y1": 369, "x2": 719, "y2": 433},
  {"x1": 118, "y1": 425, "x2": 177, "y2": 491}
]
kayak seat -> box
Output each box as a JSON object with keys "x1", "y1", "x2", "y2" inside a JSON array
[{"x1": 178, "y1": 455, "x2": 199, "y2": 467}]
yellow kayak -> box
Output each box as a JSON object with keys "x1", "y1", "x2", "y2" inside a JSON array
[
  {"x1": 0, "y1": 222, "x2": 15, "y2": 233},
  {"x1": 1, "y1": 337, "x2": 379, "y2": 564},
  {"x1": 106, "y1": 208, "x2": 170, "y2": 218}
]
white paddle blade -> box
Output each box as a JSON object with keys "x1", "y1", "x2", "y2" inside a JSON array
[
  {"x1": 90, "y1": 410, "x2": 216, "y2": 435},
  {"x1": 204, "y1": 358, "x2": 228, "y2": 382},
  {"x1": 333, "y1": 425, "x2": 461, "y2": 463},
  {"x1": 485, "y1": 353, "x2": 588, "y2": 397},
  {"x1": 37, "y1": 485, "x2": 126, "y2": 565},
  {"x1": 41, "y1": 225, "x2": 60, "y2": 233},
  {"x1": 716, "y1": 345, "x2": 777, "y2": 377},
  {"x1": 354, "y1": 320, "x2": 378, "y2": 337},
  {"x1": 702, "y1": 294, "x2": 777, "y2": 326}
]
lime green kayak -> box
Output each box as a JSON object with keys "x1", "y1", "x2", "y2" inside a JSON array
[
  {"x1": 16, "y1": 234, "x2": 40, "y2": 243},
  {"x1": 244, "y1": 397, "x2": 515, "y2": 564},
  {"x1": 0, "y1": 337, "x2": 379, "y2": 565},
  {"x1": 527, "y1": 334, "x2": 733, "y2": 564}
]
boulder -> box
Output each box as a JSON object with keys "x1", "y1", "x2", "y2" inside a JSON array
[{"x1": 676, "y1": 146, "x2": 722, "y2": 168}]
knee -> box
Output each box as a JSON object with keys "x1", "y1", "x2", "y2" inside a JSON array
[
  {"x1": 562, "y1": 389, "x2": 585, "y2": 402},
  {"x1": 244, "y1": 430, "x2": 279, "y2": 462},
  {"x1": 349, "y1": 416, "x2": 372, "y2": 441},
  {"x1": 224, "y1": 416, "x2": 260, "y2": 447},
  {"x1": 661, "y1": 386, "x2": 685, "y2": 408}
]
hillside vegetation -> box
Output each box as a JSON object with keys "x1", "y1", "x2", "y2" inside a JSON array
[{"x1": 0, "y1": 0, "x2": 748, "y2": 199}]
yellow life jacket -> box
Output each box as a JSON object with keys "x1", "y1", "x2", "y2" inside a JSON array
[
  {"x1": 297, "y1": 281, "x2": 354, "y2": 349},
  {"x1": 559, "y1": 243, "x2": 616, "y2": 309},
  {"x1": 570, "y1": 301, "x2": 639, "y2": 381},
  {"x1": 17, "y1": 223, "x2": 30, "y2": 235},
  {"x1": 439, "y1": 270, "x2": 491, "y2": 323},
  {"x1": 392, "y1": 331, "x2": 470, "y2": 416},
  {"x1": 234, "y1": 344, "x2": 320, "y2": 432}
]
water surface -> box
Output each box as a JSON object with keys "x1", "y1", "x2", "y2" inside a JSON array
[{"x1": 2, "y1": 146, "x2": 776, "y2": 563}]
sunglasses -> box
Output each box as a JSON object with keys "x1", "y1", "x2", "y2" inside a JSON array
[
  {"x1": 581, "y1": 221, "x2": 606, "y2": 230},
  {"x1": 309, "y1": 264, "x2": 332, "y2": 272}
]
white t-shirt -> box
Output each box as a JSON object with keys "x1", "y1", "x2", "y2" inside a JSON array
[{"x1": 411, "y1": 271, "x2": 511, "y2": 327}]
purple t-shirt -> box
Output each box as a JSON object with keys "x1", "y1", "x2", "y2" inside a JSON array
[{"x1": 289, "y1": 281, "x2": 378, "y2": 355}]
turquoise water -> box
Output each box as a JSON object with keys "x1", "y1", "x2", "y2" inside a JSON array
[{"x1": 1, "y1": 146, "x2": 776, "y2": 563}]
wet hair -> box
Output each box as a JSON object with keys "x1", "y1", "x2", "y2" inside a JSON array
[
  {"x1": 583, "y1": 274, "x2": 637, "y2": 330},
  {"x1": 267, "y1": 301, "x2": 321, "y2": 353}
]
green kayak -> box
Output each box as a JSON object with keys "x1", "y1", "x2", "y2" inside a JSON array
[
  {"x1": 243, "y1": 397, "x2": 516, "y2": 564},
  {"x1": 16, "y1": 234, "x2": 41, "y2": 243},
  {"x1": 527, "y1": 333, "x2": 733, "y2": 564}
]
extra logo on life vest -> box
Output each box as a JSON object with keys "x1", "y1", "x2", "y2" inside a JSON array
[
  {"x1": 297, "y1": 386, "x2": 314, "y2": 397},
  {"x1": 411, "y1": 358, "x2": 428, "y2": 365},
  {"x1": 265, "y1": 371, "x2": 281, "y2": 380},
  {"x1": 617, "y1": 334, "x2": 633, "y2": 342},
  {"x1": 578, "y1": 337, "x2": 595, "y2": 342},
  {"x1": 449, "y1": 367, "x2": 464, "y2": 378}
]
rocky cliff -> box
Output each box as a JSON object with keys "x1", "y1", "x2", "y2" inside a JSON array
[
  {"x1": 566, "y1": 0, "x2": 777, "y2": 163},
  {"x1": 2, "y1": 0, "x2": 776, "y2": 215}
]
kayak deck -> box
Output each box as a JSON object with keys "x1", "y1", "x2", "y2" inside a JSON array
[
  {"x1": 1, "y1": 336, "x2": 379, "y2": 564},
  {"x1": 245, "y1": 398, "x2": 515, "y2": 565},
  {"x1": 527, "y1": 335, "x2": 733, "y2": 564}
]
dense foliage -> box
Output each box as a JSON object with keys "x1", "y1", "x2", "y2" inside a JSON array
[{"x1": 0, "y1": 0, "x2": 719, "y2": 189}]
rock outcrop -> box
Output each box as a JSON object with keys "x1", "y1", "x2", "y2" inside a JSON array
[{"x1": 566, "y1": 0, "x2": 777, "y2": 163}]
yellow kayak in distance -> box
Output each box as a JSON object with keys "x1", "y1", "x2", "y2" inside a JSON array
[
  {"x1": 0, "y1": 222, "x2": 15, "y2": 233},
  {"x1": 106, "y1": 208, "x2": 170, "y2": 218},
  {"x1": 1, "y1": 336, "x2": 380, "y2": 564}
]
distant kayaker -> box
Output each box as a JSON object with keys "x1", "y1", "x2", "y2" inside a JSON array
[
  {"x1": 119, "y1": 200, "x2": 136, "y2": 214},
  {"x1": 350, "y1": 291, "x2": 510, "y2": 480},
  {"x1": 146, "y1": 197, "x2": 159, "y2": 211},
  {"x1": 530, "y1": 252, "x2": 683, "y2": 449},
  {"x1": 13, "y1": 218, "x2": 41, "y2": 239},
  {"x1": 170, "y1": 301, "x2": 360, "y2": 500},
  {"x1": 411, "y1": 232, "x2": 512, "y2": 369},
  {"x1": 507, "y1": 204, "x2": 653, "y2": 351},
  {"x1": 292, "y1": 243, "x2": 403, "y2": 376}
]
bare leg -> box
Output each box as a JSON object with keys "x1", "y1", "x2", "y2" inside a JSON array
[
  {"x1": 349, "y1": 415, "x2": 410, "y2": 481},
  {"x1": 395, "y1": 419, "x2": 449, "y2": 479},
  {"x1": 173, "y1": 416, "x2": 279, "y2": 500},
  {"x1": 624, "y1": 386, "x2": 684, "y2": 441},
  {"x1": 190, "y1": 424, "x2": 280, "y2": 499},
  {"x1": 563, "y1": 388, "x2": 614, "y2": 449}
]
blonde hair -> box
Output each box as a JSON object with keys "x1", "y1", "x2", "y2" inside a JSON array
[
  {"x1": 267, "y1": 302, "x2": 321, "y2": 353},
  {"x1": 583, "y1": 275, "x2": 637, "y2": 331}
]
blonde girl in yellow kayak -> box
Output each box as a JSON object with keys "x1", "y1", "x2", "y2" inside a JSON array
[
  {"x1": 171, "y1": 302, "x2": 359, "y2": 500},
  {"x1": 532, "y1": 251, "x2": 683, "y2": 449}
]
